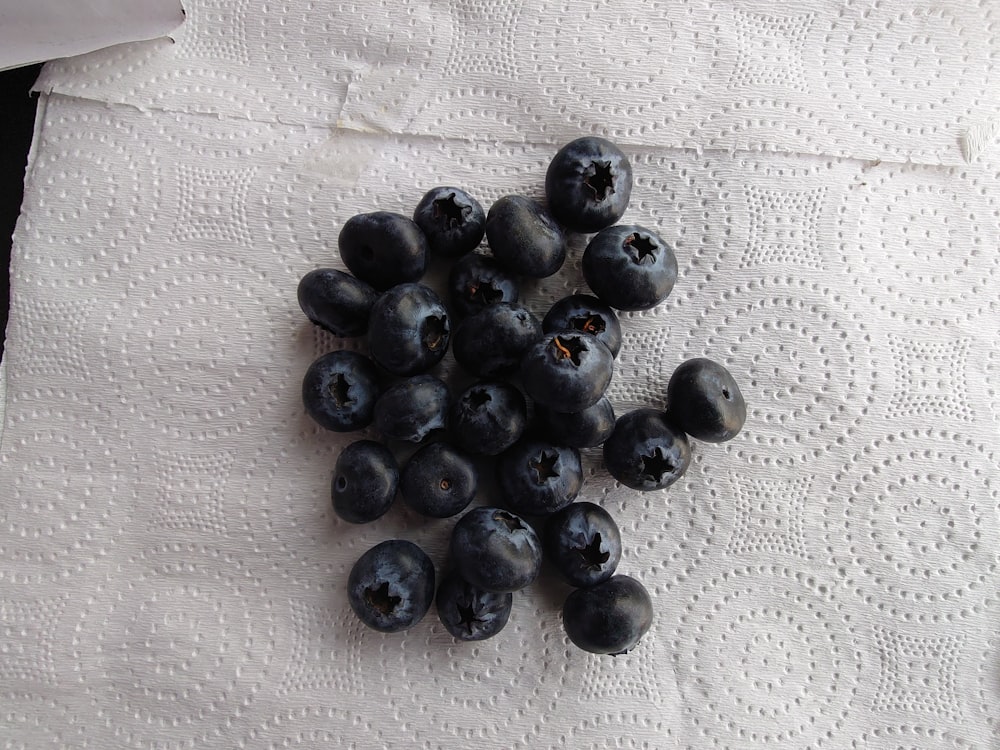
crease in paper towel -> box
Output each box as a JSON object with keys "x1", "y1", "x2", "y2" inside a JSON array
[
  {"x1": 961, "y1": 117, "x2": 1000, "y2": 162},
  {"x1": 337, "y1": 64, "x2": 423, "y2": 136}
]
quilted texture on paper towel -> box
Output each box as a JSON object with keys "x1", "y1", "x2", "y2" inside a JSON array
[{"x1": 2, "y1": 0, "x2": 1000, "y2": 748}]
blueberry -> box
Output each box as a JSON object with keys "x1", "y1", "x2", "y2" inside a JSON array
[
  {"x1": 542, "y1": 294, "x2": 622, "y2": 358},
  {"x1": 448, "y1": 380, "x2": 528, "y2": 456},
  {"x1": 367, "y1": 283, "x2": 450, "y2": 376},
  {"x1": 562, "y1": 575, "x2": 653, "y2": 655},
  {"x1": 348, "y1": 540, "x2": 436, "y2": 633},
  {"x1": 602, "y1": 408, "x2": 690, "y2": 491},
  {"x1": 666, "y1": 358, "x2": 747, "y2": 443},
  {"x1": 535, "y1": 396, "x2": 616, "y2": 449},
  {"x1": 519, "y1": 330, "x2": 614, "y2": 413},
  {"x1": 545, "y1": 137, "x2": 632, "y2": 233},
  {"x1": 373, "y1": 374, "x2": 449, "y2": 443},
  {"x1": 486, "y1": 195, "x2": 566, "y2": 278},
  {"x1": 496, "y1": 438, "x2": 582, "y2": 516},
  {"x1": 583, "y1": 224, "x2": 677, "y2": 310},
  {"x1": 297, "y1": 268, "x2": 378, "y2": 337},
  {"x1": 448, "y1": 253, "x2": 519, "y2": 318},
  {"x1": 452, "y1": 302, "x2": 543, "y2": 378},
  {"x1": 332, "y1": 440, "x2": 398, "y2": 524},
  {"x1": 302, "y1": 350, "x2": 382, "y2": 432},
  {"x1": 400, "y1": 442, "x2": 477, "y2": 518},
  {"x1": 582, "y1": 224, "x2": 678, "y2": 311},
  {"x1": 413, "y1": 186, "x2": 486, "y2": 258},
  {"x1": 449, "y1": 507, "x2": 542, "y2": 593},
  {"x1": 338, "y1": 211, "x2": 428, "y2": 290},
  {"x1": 543, "y1": 501, "x2": 622, "y2": 587},
  {"x1": 435, "y1": 569, "x2": 513, "y2": 641}
]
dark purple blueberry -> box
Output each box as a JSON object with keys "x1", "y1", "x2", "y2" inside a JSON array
[
  {"x1": 519, "y1": 330, "x2": 614, "y2": 413},
  {"x1": 448, "y1": 380, "x2": 528, "y2": 456},
  {"x1": 449, "y1": 507, "x2": 542, "y2": 593},
  {"x1": 338, "y1": 211, "x2": 428, "y2": 290},
  {"x1": 666, "y1": 358, "x2": 747, "y2": 443},
  {"x1": 373, "y1": 374, "x2": 449, "y2": 443},
  {"x1": 435, "y1": 569, "x2": 513, "y2": 641},
  {"x1": 400, "y1": 442, "x2": 477, "y2": 518},
  {"x1": 562, "y1": 575, "x2": 653, "y2": 655},
  {"x1": 448, "y1": 253, "x2": 519, "y2": 318},
  {"x1": 542, "y1": 294, "x2": 622, "y2": 358},
  {"x1": 535, "y1": 396, "x2": 616, "y2": 449},
  {"x1": 348, "y1": 540, "x2": 436, "y2": 633},
  {"x1": 367, "y1": 283, "x2": 450, "y2": 376},
  {"x1": 545, "y1": 137, "x2": 633, "y2": 233},
  {"x1": 582, "y1": 224, "x2": 678, "y2": 311},
  {"x1": 496, "y1": 438, "x2": 582, "y2": 517},
  {"x1": 452, "y1": 302, "x2": 543, "y2": 378},
  {"x1": 412, "y1": 186, "x2": 486, "y2": 258},
  {"x1": 543, "y1": 501, "x2": 622, "y2": 587},
  {"x1": 602, "y1": 408, "x2": 690, "y2": 491},
  {"x1": 332, "y1": 440, "x2": 398, "y2": 524},
  {"x1": 485, "y1": 195, "x2": 566, "y2": 278},
  {"x1": 302, "y1": 350, "x2": 382, "y2": 432},
  {"x1": 297, "y1": 268, "x2": 378, "y2": 337}
]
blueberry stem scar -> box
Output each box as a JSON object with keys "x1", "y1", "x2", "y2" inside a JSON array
[
  {"x1": 422, "y1": 315, "x2": 448, "y2": 351},
  {"x1": 639, "y1": 447, "x2": 675, "y2": 483},
  {"x1": 494, "y1": 510, "x2": 525, "y2": 532},
  {"x1": 570, "y1": 314, "x2": 605, "y2": 335},
  {"x1": 529, "y1": 450, "x2": 560, "y2": 482},
  {"x1": 552, "y1": 335, "x2": 586, "y2": 366},
  {"x1": 329, "y1": 373, "x2": 353, "y2": 407},
  {"x1": 468, "y1": 281, "x2": 503, "y2": 305},
  {"x1": 584, "y1": 161, "x2": 615, "y2": 201},
  {"x1": 575, "y1": 534, "x2": 610, "y2": 568},
  {"x1": 364, "y1": 581, "x2": 401, "y2": 615},
  {"x1": 624, "y1": 233, "x2": 657, "y2": 264},
  {"x1": 467, "y1": 388, "x2": 491, "y2": 409},
  {"x1": 456, "y1": 602, "x2": 484, "y2": 635},
  {"x1": 432, "y1": 192, "x2": 466, "y2": 228}
]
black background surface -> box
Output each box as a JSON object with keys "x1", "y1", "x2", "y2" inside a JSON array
[{"x1": 0, "y1": 64, "x2": 43, "y2": 358}]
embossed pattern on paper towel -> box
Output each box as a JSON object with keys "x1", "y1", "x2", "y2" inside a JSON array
[
  {"x1": 34, "y1": 0, "x2": 1000, "y2": 164},
  {"x1": 3, "y1": 0, "x2": 1000, "y2": 748}
]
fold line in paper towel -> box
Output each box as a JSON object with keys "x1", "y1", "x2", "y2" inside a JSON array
[
  {"x1": 304, "y1": 126, "x2": 941, "y2": 184},
  {"x1": 29, "y1": 74, "x2": 975, "y2": 170}
]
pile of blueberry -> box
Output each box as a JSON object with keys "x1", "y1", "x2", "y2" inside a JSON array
[{"x1": 298, "y1": 137, "x2": 746, "y2": 655}]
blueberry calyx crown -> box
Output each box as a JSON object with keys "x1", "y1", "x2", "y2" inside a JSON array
[
  {"x1": 467, "y1": 388, "x2": 491, "y2": 409},
  {"x1": 552, "y1": 335, "x2": 587, "y2": 366},
  {"x1": 624, "y1": 232, "x2": 657, "y2": 264},
  {"x1": 432, "y1": 192, "x2": 467, "y2": 228},
  {"x1": 494, "y1": 509, "x2": 525, "y2": 532},
  {"x1": 364, "y1": 581, "x2": 401, "y2": 615},
  {"x1": 421, "y1": 315, "x2": 449, "y2": 351},
  {"x1": 529, "y1": 450, "x2": 560, "y2": 482},
  {"x1": 468, "y1": 281, "x2": 504, "y2": 306},
  {"x1": 569, "y1": 314, "x2": 606, "y2": 336},
  {"x1": 456, "y1": 602, "x2": 484, "y2": 634},
  {"x1": 639, "y1": 447, "x2": 674, "y2": 483},
  {"x1": 576, "y1": 534, "x2": 610, "y2": 569},
  {"x1": 584, "y1": 161, "x2": 615, "y2": 201},
  {"x1": 329, "y1": 374, "x2": 353, "y2": 407}
]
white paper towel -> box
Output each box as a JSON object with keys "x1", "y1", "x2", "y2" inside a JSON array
[{"x1": 2, "y1": 1, "x2": 999, "y2": 748}]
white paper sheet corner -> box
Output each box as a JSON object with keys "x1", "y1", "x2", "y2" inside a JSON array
[{"x1": 0, "y1": 0, "x2": 185, "y2": 72}]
